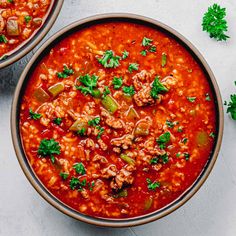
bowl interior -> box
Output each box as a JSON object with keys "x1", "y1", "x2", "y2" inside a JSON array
[{"x1": 11, "y1": 14, "x2": 223, "y2": 227}]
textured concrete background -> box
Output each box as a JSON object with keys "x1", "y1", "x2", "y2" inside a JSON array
[{"x1": 1, "y1": 0, "x2": 236, "y2": 235}]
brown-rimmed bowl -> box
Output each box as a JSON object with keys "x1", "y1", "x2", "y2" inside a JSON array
[
  {"x1": 0, "y1": 0, "x2": 64, "y2": 69},
  {"x1": 11, "y1": 13, "x2": 224, "y2": 227}
]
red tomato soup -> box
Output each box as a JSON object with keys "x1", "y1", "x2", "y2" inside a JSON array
[
  {"x1": 0, "y1": 0, "x2": 52, "y2": 58},
  {"x1": 20, "y1": 22, "x2": 216, "y2": 218}
]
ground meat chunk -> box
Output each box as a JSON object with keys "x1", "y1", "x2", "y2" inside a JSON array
[
  {"x1": 161, "y1": 76, "x2": 177, "y2": 90},
  {"x1": 80, "y1": 189, "x2": 89, "y2": 199},
  {"x1": 111, "y1": 134, "x2": 134, "y2": 149},
  {"x1": 97, "y1": 139, "x2": 108, "y2": 151},
  {"x1": 133, "y1": 70, "x2": 155, "y2": 90},
  {"x1": 110, "y1": 165, "x2": 136, "y2": 190},
  {"x1": 92, "y1": 154, "x2": 108, "y2": 163},
  {"x1": 101, "y1": 165, "x2": 117, "y2": 178},
  {"x1": 133, "y1": 85, "x2": 157, "y2": 107},
  {"x1": 101, "y1": 108, "x2": 124, "y2": 129}
]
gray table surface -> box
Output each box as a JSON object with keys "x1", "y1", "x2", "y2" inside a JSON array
[{"x1": 1, "y1": 0, "x2": 236, "y2": 235}]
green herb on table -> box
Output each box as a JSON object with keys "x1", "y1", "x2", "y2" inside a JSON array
[
  {"x1": 146, "y1": 178, "x2": 160, "y2": 190},
  {"x1": 161, "y1": 53, "x2": 167, "y2": 67},
  {"x1": 53, "y1": 117, "x2": 62, "y2": 125},
  {"x1": 156, "y1": 132, "x2": 171, "y2": 150},
  {"x1": 202, "y1": 3, "x2": 230, "y2": 41},
  {"x1": 225, "y1": 94, "x2": 236, "y2": 120},
  {"x1": 76, "y1": 74, "x2": 100, "y2": 97},
  {"x1": 128, "y1": 63, "x2": 139, "y2": 73},
  {"x1": 24, "y1": 15, "x2": 32, "y2": 24},
  {"x1": 29, "y1": 108, "x2": 42, "y2": 120},
  {"x1": 38, "y1": 139, "x2": 61, "y2": 163},
  {"x1": 150, "y1": 76, "x2": 168, "y2": 99},
  {"x1": 97, "y1": 50, "x2": 121, "y2": 68},
  {"x1": 57, "y1": 65, "x2": 74, "y2": 78},
  {"x1": 112, "y1": 77, "x2": 123, "y2": 89},
  {"x1": 73, "y1": 163, "x2": 86, "y2": 175},
  {"x1": 60, "y1": 172, "x2": 69, "y2": 180},
  {"x1": 0, "y1": 35, "x2": 8, "y2": 43},
  {"x1": 123, "y1": 86, "x2": 135, "y2": 96}
]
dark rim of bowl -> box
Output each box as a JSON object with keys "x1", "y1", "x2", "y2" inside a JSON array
[
  {"x1": 11, "y1": 13, "x2": 224, "y2": 228},
  {"x1": 0, "y1": 0, "x2": 64, "y2": 69}
]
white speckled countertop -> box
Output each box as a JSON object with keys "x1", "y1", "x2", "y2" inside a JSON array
[{"x1": 1, "y1": 0, "x2": 236, "y2": 235}]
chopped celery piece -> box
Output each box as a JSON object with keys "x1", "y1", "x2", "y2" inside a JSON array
[
  {"x1": 101, "y1": 95, "x2": 119, "y2": 113},
  {"x1": 48, "y1": 83, "x2": 64, "y2": 97},
  {"x1": 33, "y1": 87, "x2": 50, "y2": 103},
  {"x1": 126, "y1": 107, "x2": 139, "y2": 121},
  {"x1": 120, "y1": 154, "x2": 135, "y2": 165},
  {"x1": 69, "y1": 118, "x2": 88, "y2": 132},
  {"x1": 134, "y1": 121, "x2": 150, "y2": 136},
  {"x1": 144, "y1": 198, "x2": 153, "y2": 210},
  {"x1": 196, "y1": 131, "x2": 209, "y2": 147}
]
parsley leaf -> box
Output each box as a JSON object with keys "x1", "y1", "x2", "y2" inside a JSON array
[
  {"x1": 142, "y1": 37, "x2": 153, "y2": 46},
  {"x1": 205, "y1": 93, "x2": 211, "y2": 101},
  {"x1": 60, "y1": 172, "x2": 69, "y2": 180},
  {"x1": 0, "y1": 35, "x2": 8, "y2": 43},
  {"x1": 96, "y1": 126, "x2": 104, "y2": 139},
  {"x1": 73, "y1": 163, "x2": 86, "y2": 175},
  {"x1": 76, "y1": 74, "x2": 100, "y2": 97},
  {"x1": 123, "y1": 86, "x2": 135, "y2": 96},
  {"x1": 24, "y1": 16, "x2": 32, "y2": 23},
  {"x1": 128, "y1": 63, "x2": 139, "y2": 73},
  {"x1": 102, "y1": 86, "x2": 111, "y2": 98},
  {"x1": 166, "y1": 120, "x2": 176, "y2": 128},
  {"x1": 187, "y1": 97, "x2": 196, "y2": 103},
  {"x1": 209, "y1": 132, "x2": 215, "y2": 138},
  {"x1": 146, "y1": 178, "x2": 160, "y2": 190},
  {"x1": 182, "y1": 137, "x2": 188, "y2": 144},
  {"x1": 226, "y1": 94, "x2": 236, "y2": 120},
  {"x1": 112, "y1": 77, "x2": 123, "y2": 89},
  {"x1": 150, "y1": 76, "x2": 168, "y2": 99},
  {"x1": 88, "y1": 117, "x2": 100, "y2": 126},
  {"x1": 38, "y1": 139, "x2": 61, "y2": 163},
  {"x1": 122, "y1": 50, "x2": 129, "y2": 59},
  {"x1": 29, "y1": 109, "x2": 42, "y2": 120},
  {"x1": 149, "y1": 45, "x2": 156, "y2": 52},
  {"x1": 57, "y1": 65, "x2": 74, "y2": 78},
  {"x1": 156, "y1": 132, "x2": 171, "y2": 149},
  {"x1": 97, "y1": 50, "x2": 121, "y2": 68},
  {"x1": 184, "y1": 153, "x2": 190, "y2": 161},
  {"x1": 77, "y1": 127, "x2": 86, "y2": 136},
  {"x1": 69, "y1": 177, "x2": 86, "y2": 190},
  {"x1": 53, "y1": 117, "x2": 62, "y2": 125},
  {"x1": 202, "y1": 3, "x2": 230, "y2": 41},
  {"x1": 150, "y1": 157, "x2": 158, "y2": 164},
  {"x1": 140, "y1": 50, "x2": 147, "y2": 56}
]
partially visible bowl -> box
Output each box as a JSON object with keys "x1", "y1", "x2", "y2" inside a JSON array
[
  {"x1": 11, "y1": 13, "x2": 223, "y2": 227},
  {"x1": 0, "y1": 0, "x2": 64, "y2": 69}
]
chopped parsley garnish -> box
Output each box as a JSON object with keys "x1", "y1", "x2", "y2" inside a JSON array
[
  {"x1": 176, "y1": 153, "x2": 181, "y2": 157},
  {"x1": 182, "y1": 137, "x2": 188, "y2": 144},
  {"x1": 128, "y1": 63, "x2": 139, "y2": 73},
  {"x1": 76, "y1": 74, "x2": 100, "y2": 97},
  {"x1": 123, "y1": 86, "x2": 135, "y2": 96},
  {"x1": 140, "y1": 50, "x2": 147, "y2": 56},
  {"x1": 88, "y1": 117, "x2": 100, "y2": 126},
  {"x1": 60, "y1": 172, "x2": 69, "y2": 180},
  {"x1": 150, "y1": 157, "x2": 158, "y2": 164},
  {"x1": 69, "y1": 177, "x2": 86, "y2": 190},
  {"x1": 142, "y1": 37, "x2": 153, "y2": 47},
  {"x1": 77, "y1": 127, "x2": 86, "y2": 136},
  {"x1": 0, "y1": 35, "x2": 8, "y2": 43},
  {"x1": 112, "y1": 77, "x2": 123, "y2": 89},
  {"x1": 122, "y1": 50, "x2": 129, "y2": 59},
  {"x1": 150, "y1": 153, "x2": 168, "y2": 164},
  {"x1": 29, "y1": 109, "x2": 42, "y2": 120},
  {"x1": 156, "y1": 132, "x2": 171, "y2": 149},
  {"x1": 166, "y1": 120, "x2": 175, "y2": 128},
  {"x1": 53, "y1": 117, "x2": 62, "y2": 125},
  {"x1": 209, "y1": 132, "x2": 215, "y2": 138},
  {"x1": 102, "y1": 86, "x2": 111, "y2": 98},
  {"x1": 73, "y1": 163, "x2": 86, "y2": 175},
  {"x1": 57, "y1": 65, "x2": 74, "y2": 78},
  {"x1": 146, "y1": 178, "x2": 160, "y2": 190},
  {"x1": 150, "y1": 76, "x2": 168, "y2": 99},
  {"x1": 97, "y1": 50, "x2": 121, "y2": 68},
  {"x1": 24, "y1": 16, "x2": 32, "y2": 23},
  {"x1": 177, "y1": 127, "x2": 183, "y2": 133},
  {"x1": 96, "y1": 126, "x2": 104, "y2": 139},
  {"x1": 149, "y1": 45, "x2": 156, "y2": 52},
  {"x1": 202, "y1": 3, "x2": 229, "y2": 41},
  {"x1": 88, "y1": 181, "x2": 95, "y2": 191},
  {"x1": 7, "y1": 0, "x2": 13, "y2": 2},
  {"x1": 184, "y1": 153, "x2": 190, "y2": 161},
  {"x1": 38, "y1": 139, "x2": 61, "y2": 163},
  {"x1": 187, "y1": 97, "x2": 196, "y2": 103},
  {"x1": 225, "y1": 94, "x2": 236, "y2": 120},
  {"x1": 205, "y1": 93, "x2": 211, "y2": 101},
  {"x1": 159, "y1": 153, "x2": 169, "y2": 164},
  {"x1": 161, "y1": 53, "x2": 167, "y2": 67}
]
